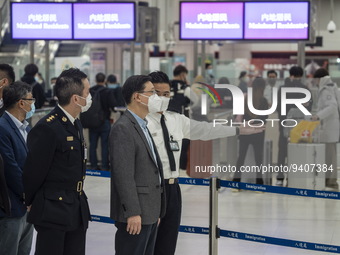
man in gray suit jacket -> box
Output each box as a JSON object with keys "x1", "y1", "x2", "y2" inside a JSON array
[{"x1": 109, "y1": 75, "x2": 166, "y2": 255}]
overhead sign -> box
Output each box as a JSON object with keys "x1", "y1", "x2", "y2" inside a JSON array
[{"x1": 11, "y1": 3, "x2": 73, "y2": 40}]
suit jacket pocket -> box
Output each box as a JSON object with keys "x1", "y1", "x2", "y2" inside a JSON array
[
  {"x1": 42, "y1": 190, "x2": 75, "y2": 226},
  {"x1": 136, "y1": 186, "x2": 149, "y2": 194}
]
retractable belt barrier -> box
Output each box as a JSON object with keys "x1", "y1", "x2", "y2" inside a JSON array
[
  {"x1": 86, "y1": 169, "x2": 340, "y2": 200},
  {"x1": 86, "y1": 170, "x2": 340, "y2": 254}
]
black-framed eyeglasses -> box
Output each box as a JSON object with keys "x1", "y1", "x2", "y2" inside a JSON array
[{"x1": 21, "y1": 98, "x2": 36, "y2": 104}]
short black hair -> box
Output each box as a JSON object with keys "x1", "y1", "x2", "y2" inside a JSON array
[
  {"x1": 205, "y1": 63, "x2": 212, "y2": 69},
  {"x1": 107, "y1": 74, "x2": 117, "y2": 83},
  {"x1": 267, "y1": 70, "x2": 277, "y2": 77},
  {"x1": 239, "y1": 71, "x2": 247, "y2": 79},
  {"x1": 122, "y1": 75, "x2": 151, "y2": 105},
  {"x1": 55, "y1": 68, "x2": 87, "y2": 106},
  {"x1": 3, "y1": 81, "x2": 31, "y2": 110},
  {"x1": 0, "y1": 63, "x2": 15, "y2": 83},
  {"x1": 313, "y1": 68, "x2": 329, "y2": 78},
  {"x1": 289, "y1": 66, "x2": 304, "y2": 78},
  {"x1": 95, "y1": 72, "x2": 106, "y2": 83},
  {"x1": 24, "y1": 63, "x2": 39, "y2": 76},
  {"x1": 148, "y1": 71, "x2": 170, "y2": 85},
  {"x1": 173, "y1": 65, "x2": 188, "y2": 76}
]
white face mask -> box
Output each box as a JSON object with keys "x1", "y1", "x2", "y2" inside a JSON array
[
  {"x1": 140, "y1": 93, "x2": 163, "y2": 113},
  {"x1": 160, "y1": 96, "x2": 170, "y2": 112},
  {"x1": 77, "y1": 93, "x2": 92, "y2": 113}
]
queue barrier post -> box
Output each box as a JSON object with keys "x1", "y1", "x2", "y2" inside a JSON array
[{"x1": 209, "y1": 177, "x2": 220, "y2": 255}]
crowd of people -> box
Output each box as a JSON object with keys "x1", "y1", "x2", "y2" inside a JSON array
[{"x1": 0, "y1": 61, "x2": 339, "y2": 255}]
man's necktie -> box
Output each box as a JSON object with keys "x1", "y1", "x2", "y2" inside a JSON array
[
  {"x1": 160, "y1": 114, "x2": 176, "y2": 172},
  {"x1": 74, "y1": 119, "x2": 84, "y2": 142}
]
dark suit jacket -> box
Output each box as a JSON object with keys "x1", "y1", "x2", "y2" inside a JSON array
[
  {"x1": 23, "y1": 106, "x2": 90, "y2": 231},
  {"x1": 109, "y1": 110, "x2": 166, "y2": 225},
  {"x1": 0, "y1": 106, "x2": 5, "y2": 117},
  {"x1": 0, "y1": 112, "x2": 29, "y2": 217},
  {"x1": 0, "y1": 153, "x2": 10, "y2": 216}
]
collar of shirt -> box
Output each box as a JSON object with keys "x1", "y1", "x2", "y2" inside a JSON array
[
  {"x1": 147, "y1": 112, "x2": 163, "y2": 124},
  {"x1": 128, "y1": 109, "x2": 148, "y2": 130},
  {"x1": 5, "y1": 111, "x2": 29, "y2": 131},
  {"x1": 58, "y1": 104, "x2": 75, "y2": 124}
]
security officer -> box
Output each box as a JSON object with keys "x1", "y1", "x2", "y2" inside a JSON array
[{"x1": 23, "y1": 68, "x2": 91, "y2": 255}]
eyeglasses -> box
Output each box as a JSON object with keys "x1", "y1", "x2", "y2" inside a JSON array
[
  {"x1": 138, "y1": 90, "x2": 156, "y2": 95},
  {"x1": 21, "y1": 98, "x2": 36, "y2": 104}
]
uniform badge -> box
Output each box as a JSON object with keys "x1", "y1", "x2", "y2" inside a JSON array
[
  {"x1": 46, "y1": 115, "x2": 55, "y2": 122},
  {"x1": 62, "y1": 117, "x2": 67, "y2": 122},
  {"x1": 67, "y1": 136, "x2": 74, "y2": 141}
]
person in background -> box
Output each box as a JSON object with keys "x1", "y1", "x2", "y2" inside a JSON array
[
  {"x1": 109, "y1": 75, "x2": 166, "y2": 255},
  {"x1": 264, "y1": 70, "x2": 281, "y2": 107},
  {"x1": 238, "y1": 71, "x2": 249, "y2": 93},
  {"x1": 168, "y1": 65, "x2": 198, "y2": 117},
  {"x1": 106, "y1": 74, "x2": 125, "y2": 108},
  {"x1": 0, "y1": 63, "x2": 16, "y2": 117},
  {"x1": 232, "y1": 77, "x2": 269, "y2": 186},
  {"x1": 36, "y1": 73, "x2": 46, "y2": 93},
  {"x1": 106, "y1": 74, "x2": 119, "y2": 89},
  {"x1": 205, "y1": 62, "x2": 215, "y2": 85},
  {"x1": 147, "y1": 71, "x2": 264, "y2": 255},
  {"x1": 89, "y1": 72, "x2": 124, "y2": 171},
  {"x1": 23, "y1": 68, "x2": 91, "y2": 255},
  {"x1": 276, "y1": 66, "x2": 313, "y2": 186},
  {"x1": 312, "y1": 68, "x2": 339, "y2": 191},
  {"x1": 48, "y1": 77, "x2": 58, "y2": 107},
  {"x1": 169, "y1": 65, "x2": 198, "y2": 172},
  {"x1": 0, "y1": 81, "x2": 34, "y2": 255},
  {"x1": 21, "y1": 64, "x2": 46, "y2": 109}
]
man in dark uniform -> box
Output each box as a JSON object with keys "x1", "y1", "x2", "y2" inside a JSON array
[{"x1": 23, "y1": 68, "x2": 91, "y2": 255}]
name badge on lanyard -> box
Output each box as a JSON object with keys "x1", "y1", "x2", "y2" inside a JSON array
[{"x1": 169, "y1": 135, "x2": 180, "y2": 151}]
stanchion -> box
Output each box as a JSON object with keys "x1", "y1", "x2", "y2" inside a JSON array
[{"x1": 209, "y1": 177, "x2": 220, "y2": 255}]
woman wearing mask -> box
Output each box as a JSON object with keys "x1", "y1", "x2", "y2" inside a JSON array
[{"x1": 232, "y1": 77, "x2": 268, "y2": 186}]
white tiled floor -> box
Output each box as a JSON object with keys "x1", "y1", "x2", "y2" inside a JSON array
[{"x1": 30, "y1": 176, "x2": 340, "y2": 255}]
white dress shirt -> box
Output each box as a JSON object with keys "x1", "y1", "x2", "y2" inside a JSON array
[
  {"x1": 146, "y1": 111, "x2": 236, "y2": 179},
  {"x1": 58, "y1": 104, "x2": 75, "y2": 124},
  {"x1": 5, "y1": 111, "x2": 29, "y2": 142}
]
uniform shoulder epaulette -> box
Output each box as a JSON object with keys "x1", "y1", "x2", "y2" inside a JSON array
[{"x1": 46, "y1": 113, "x2": 58, "y2": 123}]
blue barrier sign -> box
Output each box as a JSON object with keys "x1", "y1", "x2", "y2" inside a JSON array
[{"x1": 220, "y1": 229, "x2": 340, "y2": 253}]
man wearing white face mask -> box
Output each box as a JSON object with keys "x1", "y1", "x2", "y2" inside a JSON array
[
  {"x1": 0, "y1": 81, "x2": 34, "y2": 255},
  {"x1": 109, "y1": 75, "x2": 166, "y2": 255},
  {"x1": 0, "y1": 63, "x2": 16, "y2": 117},
  {"x1": 146, "y1": 71, "x2": 265, "y2": 255},
  {"x1": 23, "y1": 68, "x2": 91, "y2": 255}
]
